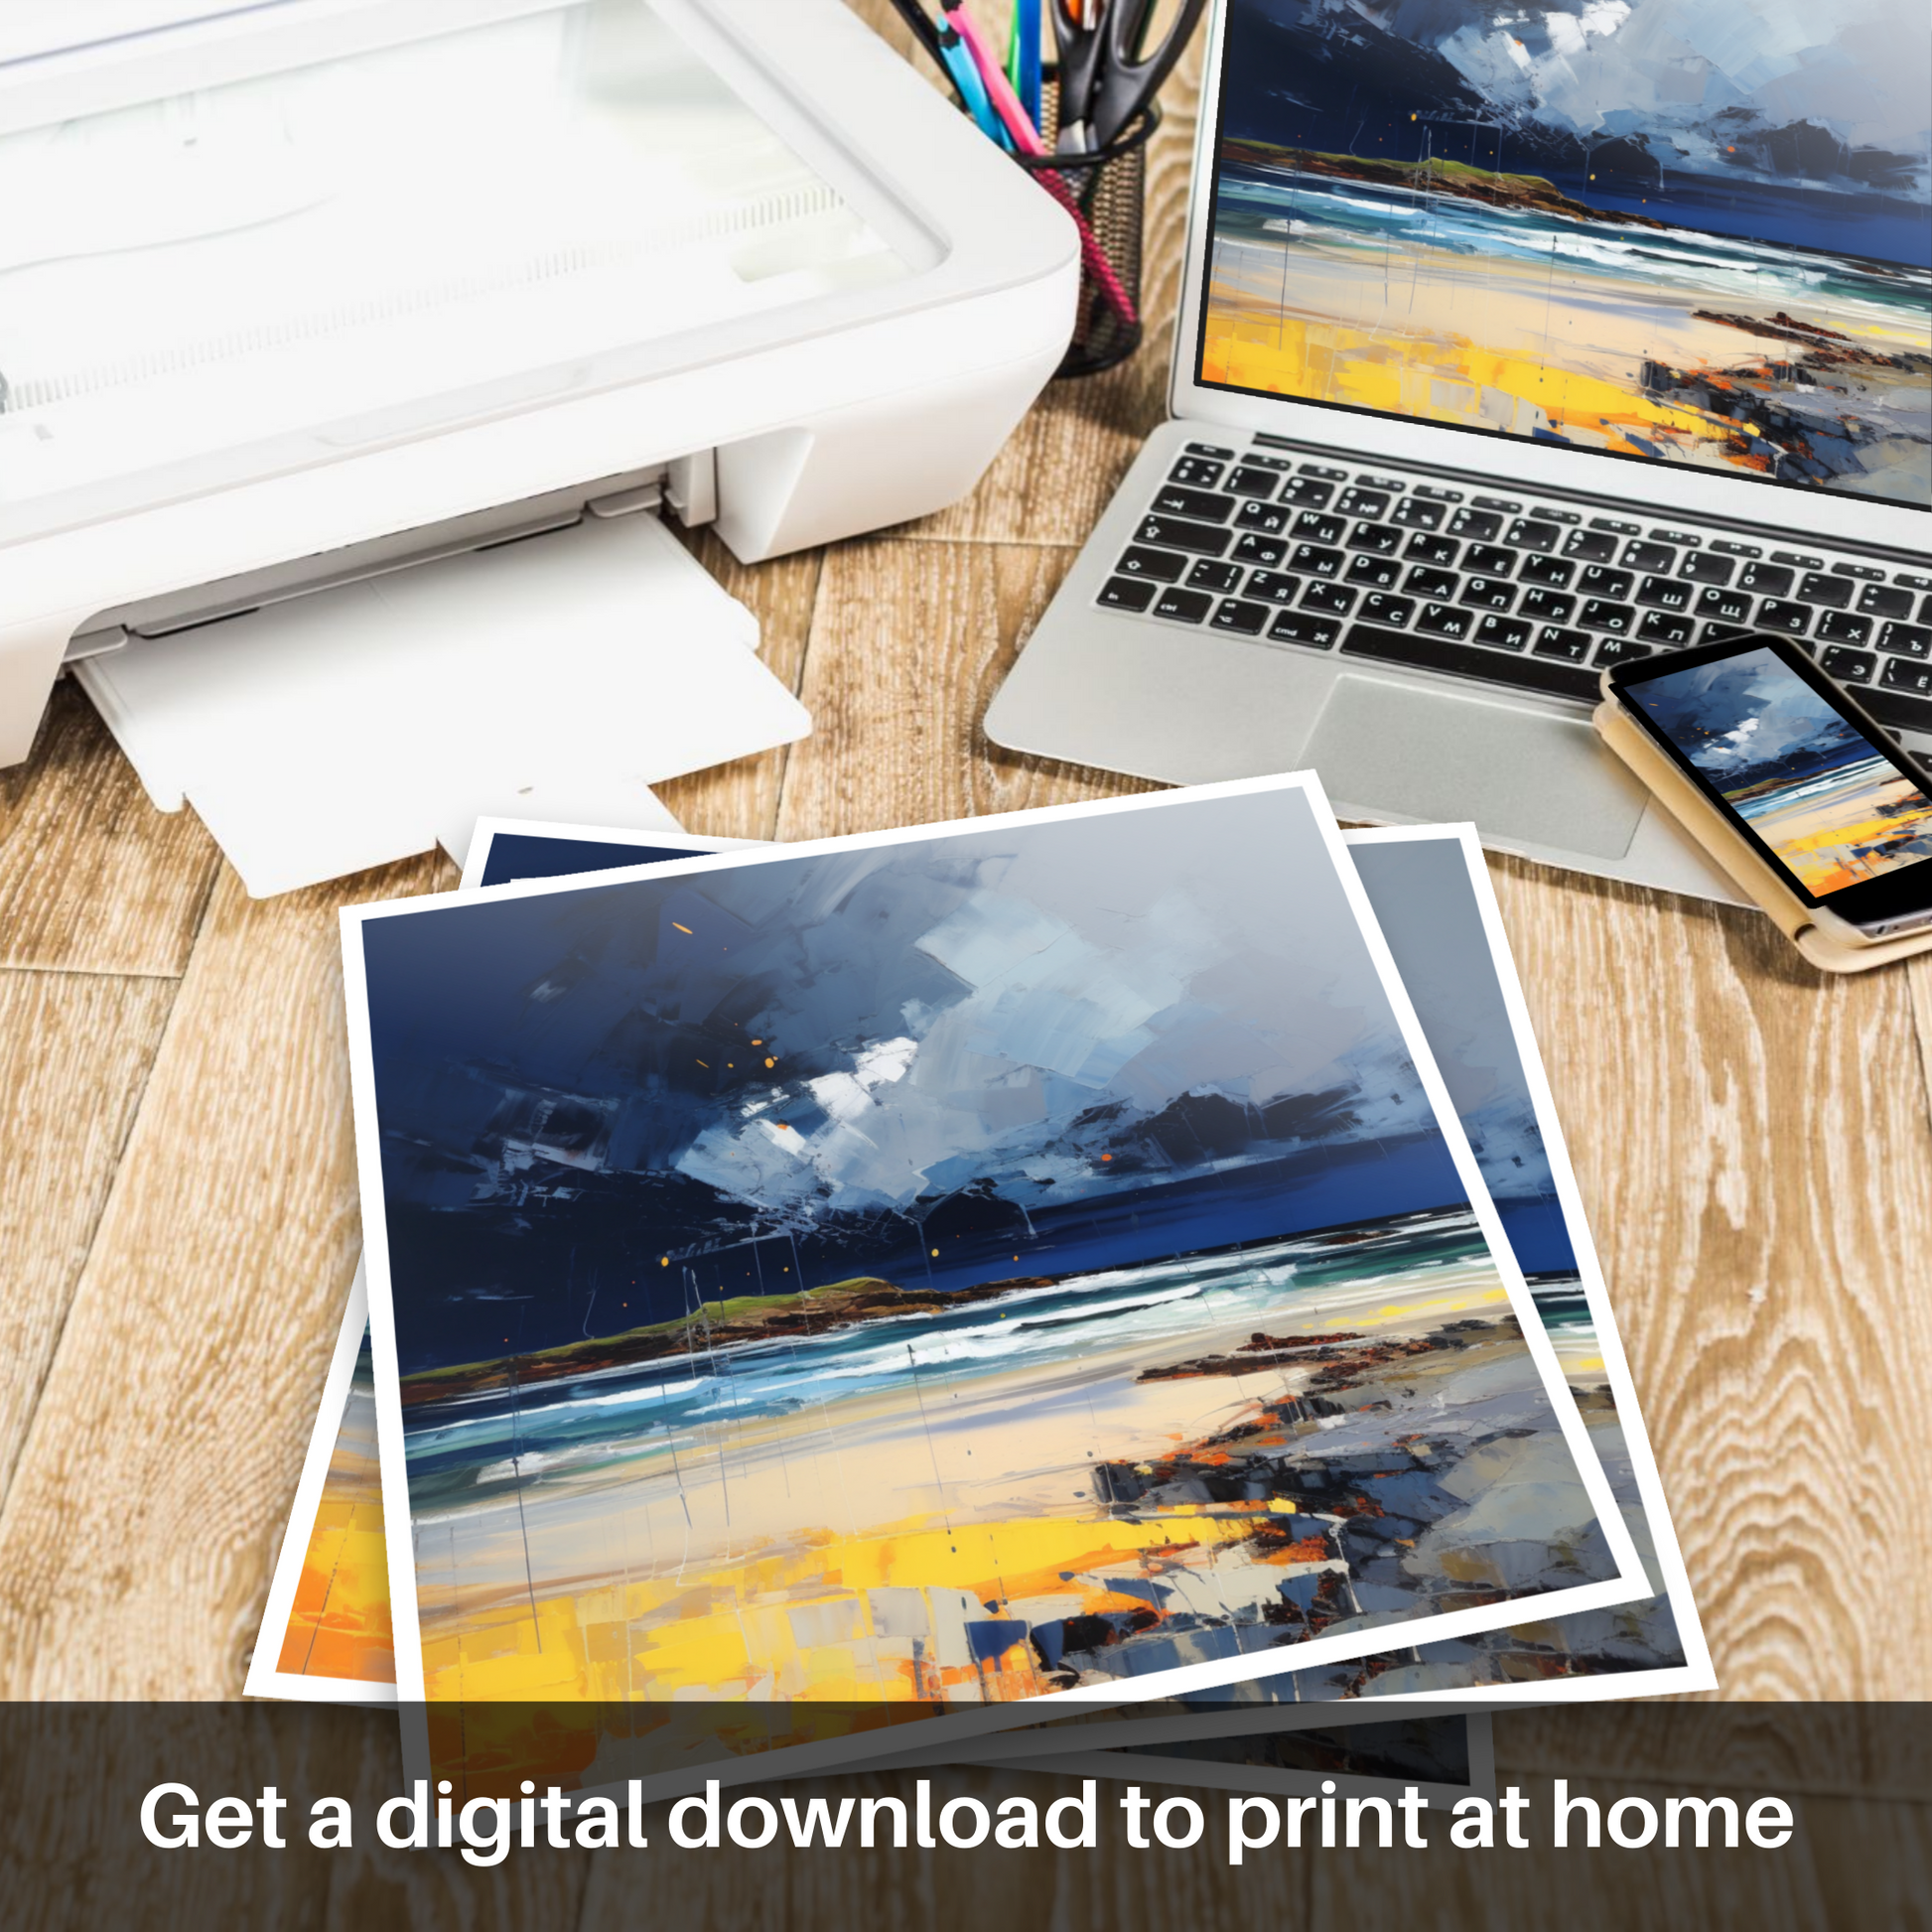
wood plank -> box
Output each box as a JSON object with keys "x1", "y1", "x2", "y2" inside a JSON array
[
  {"x1": 774, "y1": 539, "x2": 1159, "y2": 843},
  {"x1": 0, "y1": 855, "x2": 449, "y2": 1698},
  {"x1": 1315, "y1": 1772, "x2": 1928, "y2": 1932},
  {"x1": 654, "y1": 530, "x2": 821, "y2": 843},
  {"x1": 1482, "y1": 854, "x2": 1932, "y2": 1699},
  {"x1": 0, "y1": 680, "x2": 220, "y2": 977},
  {"x1": 0, "y1": 970, "x2": 178, "y2": 1505},
  {"x1": 576, "y1": 1767, "x2": 1313, "y2": 1932}
]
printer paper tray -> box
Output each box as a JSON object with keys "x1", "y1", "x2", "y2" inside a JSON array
[{"x1": 75, "y1": 512, "x2": 808, "y2": 897}]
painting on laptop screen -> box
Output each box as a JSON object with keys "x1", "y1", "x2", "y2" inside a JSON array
[{"x1": 1198, "y1": 0, "x2": 1932, "y2": 507}]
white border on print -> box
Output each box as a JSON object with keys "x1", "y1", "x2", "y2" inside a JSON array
[
  {"x1": 458, "y1": 817, "x2": 764, "y2": 893},
  {"x1": 244, "y1": 1262, "x2": 397, "y2": 1709},
  {"x1": 994, "y1": 1711, "x2": 1496, "y2": 1809},
  {"x1": 339, "y1": 772, "x2": 1652, "y2": 1796}
]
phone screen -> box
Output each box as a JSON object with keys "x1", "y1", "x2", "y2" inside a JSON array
[{"x1": 1620, "y1": 642, "x2": 1932, "y2": 902}]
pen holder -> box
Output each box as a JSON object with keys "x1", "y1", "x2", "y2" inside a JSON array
[{"x1": 1016, "y1": 93, "x2": 1160, "y2": 379}]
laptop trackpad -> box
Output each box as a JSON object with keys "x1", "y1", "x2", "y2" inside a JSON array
[{"x1": 1305, "y1": 675, "x2": 1649, "y2": 860}]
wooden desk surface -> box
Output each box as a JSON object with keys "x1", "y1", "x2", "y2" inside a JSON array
[{"x1": 0, "y1": 8, "x2": 1926, "y2": 1924}]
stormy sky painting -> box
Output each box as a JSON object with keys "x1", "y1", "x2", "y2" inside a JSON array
[
  {"x1": 1201, "y1": 0, "x2": 1931, "y2": 502},
  {"x1": 347, "y1": 783, "x2": 1636, "y2": 1792}
]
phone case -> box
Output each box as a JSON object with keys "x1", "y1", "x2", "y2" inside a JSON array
[{"x1": 1593, "y1": 697, "x2": 1932, "y2": 974}]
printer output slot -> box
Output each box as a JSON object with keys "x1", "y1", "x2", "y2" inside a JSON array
[{"x1": 63, "y1": 452, "x2": 722, "y2": 664}]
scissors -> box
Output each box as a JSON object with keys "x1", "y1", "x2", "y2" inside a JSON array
[{"x1": 1050, "y1": 0, "x2": 1207, "y2": 152}]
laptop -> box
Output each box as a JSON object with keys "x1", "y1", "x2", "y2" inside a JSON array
[{"x1": 986, "y1": 0, "x2": 1932, "y2": 900}]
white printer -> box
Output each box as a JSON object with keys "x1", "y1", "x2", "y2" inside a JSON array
[{"x1": 0, "y1": 0, "x2": 1077, "y2": 890}]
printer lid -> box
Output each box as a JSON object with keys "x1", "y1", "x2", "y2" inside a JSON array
[{"x1": 0, "y1": 0, "x2": 949, "y2": 549}]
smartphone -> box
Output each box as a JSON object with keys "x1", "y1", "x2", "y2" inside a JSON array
[{"x1": 1604, "y1": 632, "x2": 1932, "y2": 943}]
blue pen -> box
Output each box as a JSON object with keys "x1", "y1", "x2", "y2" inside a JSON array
[
  {"x1": 936, "y1": 17, "x2": 1010, "y2": 147},
  {"x1": 1014, "y1": 0, "x2": 1042, "y2": 130}
]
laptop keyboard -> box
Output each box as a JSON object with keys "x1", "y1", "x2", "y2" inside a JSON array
[{"x1": 1097, "y1": 441, "x2": 1932, "y2": 735}]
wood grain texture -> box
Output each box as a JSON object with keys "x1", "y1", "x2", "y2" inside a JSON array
[
  {"x1": 1316, "y1": 1770, "x2": 1930, "y2": 1932},
  {"x1": 0, "y1": 681, "x2": 220, "y2": 977},
  {"x1": 1482, "y1": 853, "x2": 1932, "y2": 1699},
  {"x1": 0, "y1": 970, "x2": 177, "y2": 1503},
  {"x1": 0, "y1": 856, "x2": 448, "y2": 1698},
  {"x1": 775, "y1": 538, "x2": 1158, "y2": 844}
]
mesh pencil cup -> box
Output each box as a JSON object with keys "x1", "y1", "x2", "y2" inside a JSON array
[{"x1": 1015, "y1": 91, "x2": 1160, "y2": 379}]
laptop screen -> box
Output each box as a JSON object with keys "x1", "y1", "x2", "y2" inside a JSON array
[{"x1": 1194, "y1": 0, "x2": 1932, "y2": 511}]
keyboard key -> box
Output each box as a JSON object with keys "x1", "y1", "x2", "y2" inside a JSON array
[
  {"x1": 1832, "y1": 561, "x2": 1883, "y2": 582},
  {"x1": 1882, "y1": 656, "x2": 1932, "y2": 697},
  {"x1": 1858, "y1": 584, "x2": 1913, "y2": 621},
  {"x1": 1900, "y1": 573, "x2": 1932, "y2": 592},
  {"x1": 1711, "y1": 539, "x2": 1761, "y2": 558},
  {"x1": 1773, "y1": 549, "x2": 1824, "y2": 570},
  {"x1": 1137, "y1": 513, "x2": 1232, "y2": 557},
  {"x1": 1417, "y1": 603, "x2": 1474, "y2": 639},
  {"x1": 1475, "y1": 615, "x2": 1531, "y2": 651},
  {"x1": 1186, "y1": 559, "x2": 1245, "y2": 594},
  {"x1": 1460, "y1": 578, "x2": 1516, "y2": 612},
  {"x1": 1820, "y1": 645, "x2": 1874, "y2": 682},
  {"x1": 1578, "y1": 566, "x2": 1634, "y2": 600},
  {"x1": 1635, "y1": 576, "x2": 1693, "y2": 612},
  {"x1": 1637, "y1": 611, "x2": 1695, "y2": 646},
  {"x1": 1244, "y1": 454, "x2": 1296, "y2": 472},
  {"x1": 1797, "y1": 572, "x2": 1852, "y2": 609},
  {"x1": 1463, "y1": 542, "x2": 1516, "y2": 578},
  {"x1": 1681, "y1": 553, "x2": 1735, "y2": 585},
  {"x1": 1505, "y1": 518, "x2": 1561, "y2": 552},
  {"x1": 1211, "y1": 599, "x2": 1271, "y2": 635},
  {"x1": 1519, "y1": 553, "x2": 1576, "y2": 589},
  {"x1": 1345, "y1": 554, "x2": 1402, "y2": 590},
  {"x1": 1449, "y1": 507, "x2": 1502, "y2": 541},
  {"x1": 1334, "y1": 486, "x2": 1390, "y2": 519},
  {"x1": 1581, "y1": 599, "x2": 1635, "y2": 633},
  {"x1": 1225, "y1": 465, "x2": 1282, "y2": 498},
  {"x1": 1293, "y1": 511, "x2": 1347, "y2": 545},
  {"x1": 1593, "y1": 637, "x2": 1652, "y2": 668},
  {"x1": 1861, "y1": 687, "x2": 1932, "y2": 736},
  {"x1": 1563, "y1": 528, "x2": 1620, "y2": 563},
  {"x1": 1757, "y1": 599, "x2": 1811, "y2": 635},
  {"x1": 1340, "y1": 621, "x2": 1599, "y2": 700},
  {"x1": 1233, "y1": 532, "x2": 1287, "y2": 567},
  {"x1": 1520, "y1": 589, "x2": 1576, "y2": 624},
  {"x1": 1280, "y1": 477, "x2": 1336, "y2": 507},
  {"x1": 1391, "y1": 497, "x2": 1446, "y2": 531},
  {"x1": 1234, "y1": 499, "x2": 1292, "y2": 535},
  {"x1": 1290, "y1": 543, "x2": 1345, "y2": 578},
  {"x1": 1347, "y1": 521, "x2": 1404, "y2": 555},
  {"x1": 1624, "y1": 540, "x2": 1677, "y2": 574},
  {"x1": 1301, "y1": 581, "x2": 1357, "y2": 617},
  {"x1": 1879, "y1": 621, "x2": 1932, "y2": 659},
  {"x1": 1404, "y1": 533, "x2": 1460, "y2": 567},
  {"x1": 1360, "y1": 594, "x2": 1415, "y2": 627},
  {"x1": 1356, "y1": 474, "x2": 1406, "y2": 492},
  {"x1": 1169, "y1": 457, "x2": 1225, "y2": 487},
  {"x1": 1116, "y1": 546, "x2": 1189, "y2": 582},
  {"x1": 1097, "y1": 576, "x2": 1156, "y2": 612},
  {"x1": 1817, "y1": 611, "x2": 1871, "y2": 645},
  {"x1": 1268, "y1": 611, "x2": 1341, "y2": 648},
  {"x1": 1533, "y1": 627, "x2": 1592, "y2": 661},
  {"x1": 1737, "y1": 562, "x2": 1793, "y2": 597},
  {"x1": 1696, "y1": 586, "x2": 1753, "y2": 624},
  {"x1": 1922, "y1": 595, "x2": 1932, "y2": 622},
  {"x1": 1588, "y1": 515, "x2": 1642, "y2": 536},
  {"x1": 1413, "y1": 484, "x2": 1462, "y2": 502},
  {"x1": 1153, "y1": 484, "x2": 1237, "y2": 521},
  {"x1": 1530, "y1": 505, "x2": 1580, "y2": 525},
  {"x1": 1244, "y1": 571, "x2": 1302, "y2": 605},
  {"x1": 1151, "y1": 586, "x2": 1213, "y2": 624},
  {"x1": 1297, "y1": 463, "x2": 1348, "y2": 480},
  {"x1": 1184, "y1": 441, "x2": 1235, "y2": 459}
]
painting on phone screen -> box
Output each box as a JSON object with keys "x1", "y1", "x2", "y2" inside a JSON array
[{"x1": 1635, "y1": 645, "x2": 1932, "y2": 893}]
